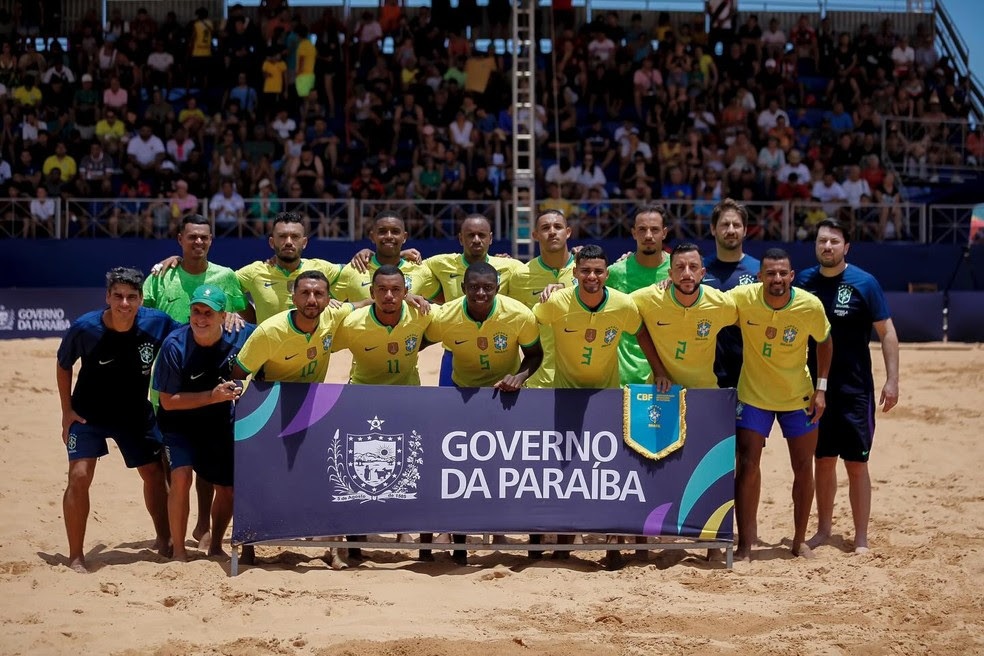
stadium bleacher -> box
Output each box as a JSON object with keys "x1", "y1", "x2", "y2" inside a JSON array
[{"x1": 0, "y1": 2, "x2": 980, "y2": 242}]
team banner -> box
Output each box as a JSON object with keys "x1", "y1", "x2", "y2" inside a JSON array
[
  {"x1": 232, "y1": 383, "x2": 737, "y2": 545},
  {"x1": 0, "y1": 288, "x2": 103, "y2": 339}
]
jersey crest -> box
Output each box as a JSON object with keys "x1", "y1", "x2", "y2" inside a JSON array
[
  {"x1": 584, "y1": 328, "x2": 597, "y2": 343},
  {"x1": 765, "y1": 326, "x2": 777, "y2": 339},
  {"x1": 477, "y1": 336, "x2": 489, "y2": 351},
  {"x1": 696, "y1": 319, "x2": 711, "y2": 339},
  {"x1": 404, "y1": 334, "x2": 418, "y2": 353},
  {"x1": 138, "y1": 342, "x2": 155, "y2": 364},
  {"x1": 782, "y1": 325, "x2": 798, "y2": 344},
  {"x1": 738, "y1": 274, "x2": 756, "y2": 285},
  {"x1": 603, "y1": 326, "x2": 618, "y2": 345},
  {"x1": 493, "y1": 333, "x2": 508, "y2": 352},
  {"x1": 388, "y1": 341, "x2": 399, "y2": 355}
]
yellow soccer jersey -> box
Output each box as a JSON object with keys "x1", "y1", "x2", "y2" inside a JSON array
[
  {"x1": 235, "y1": 305, "x2": 353, "y2": 383},
  {"x1": 333, "y1": 302, "x2": 432, "y2": 385},
  {"x1": 731, "y1": 283, "x2": 831, "y2": 411},
  {"x1": 424, "y1": 253, "x2": 525, "y2": 301},
  {"x1": 424, "y1": 296, "x2": 540, "y2": 387},
  {"x1": 506, "y1": 254, "x2": 577, "y2": 387},
  {"x1": 632, "y1": 284, "x2": 738, "y2": 388},
  {"x1": 331, "y1": 256, "x2": 440, "y2": 303},
  {"x1": 532, "y1": 287, "x2": 642, "y2": 389},
  {"x1": 236, "y1": 258, "x2": 342, "y2": 323}
]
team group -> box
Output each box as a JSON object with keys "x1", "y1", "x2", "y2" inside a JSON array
[{"x1": 55, "y1": 198, "x2": 899, "y2": 572}]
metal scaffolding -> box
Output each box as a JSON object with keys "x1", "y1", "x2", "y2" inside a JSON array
[{"x1": 511, "y1": 1, "x2": 537, "y2": 259}]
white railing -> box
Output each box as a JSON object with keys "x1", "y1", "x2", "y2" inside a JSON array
[
  {"x1": 5, "y1": 198, "x2": 982, "y2": 245},
  {"x1": 882, "y1": 116, "x2": 979, "y2": 185}
]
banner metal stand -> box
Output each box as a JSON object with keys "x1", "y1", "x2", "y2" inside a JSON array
[{"x1": 229, "y1": 537, "x2": 734, "y2": 576}]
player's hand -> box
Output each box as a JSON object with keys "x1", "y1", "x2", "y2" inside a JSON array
[
  {"x1": 493, "y1": 374, "x2": 525, "y2": 393},
  {"x1": 223, "y1": 313, "x2": 246, "y2": 333},
  {"x1": 61, "y1": 410, "x2": 86, "y2": 445},
  {"x1": 328, "y1": 298, "x2": 343, "y2": 309},
  {"x1": 406, "y1": 293, "x2": 431, "y2": 314},
  {"x1": 880, "y1": 378, "x2": 899, "y2": 412},
  {"x1": 350, "y1": 248, "x2": 373, "y2": 273},
  {"x1": 809, "y1": 390, "x2": 826, "y2": 422},
  {"x1": 400, "y1": 248, "x2": 422, "y2": 264},
  {"x1": 150, "y1": 255, "x2": 181, "y2": 276},
  {"x1": 539, "y1": 283, "x2": 564, "y2": 304},
  {"x1": 211, "y1": 380, "x2": 242, "y2": 402},
  {"x1": 570, "y1": 245, "x2": 583, "y2": 256},
  {"x1": 656, "y1": 279, "x2": 671, "y2": 290},
  {"x1": 617, "y1": 250, "x2": 632, "y2": 262},
  {"x1": 652, "y1": 376, "x2": 672, "y2": 393}
]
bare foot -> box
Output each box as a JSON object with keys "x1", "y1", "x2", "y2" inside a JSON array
[
  {"x1": 68, "y1": 556, "x2": 88, "y2": 573},
  {"x1": 735, "y1": 546, "x2": 752, "y2": 562},
  {"x1": 853, "y1": 546, "x2": 870, "y2": 555},
  {"x1": 171, "y1": 549, "x2": 188, "y2": 563},
  {"x1": 197, "y1": 531, "x2": 211, "y2": 552},
  {"x1": 207, "y1": 547, "x2": 228, "y2": 558},
  {"x1": 155, "y1": 539, "x2": 173, "y2": 559},
  {"x1": 327, "y1": 550, "x2": 349, "y2": 570},
  {"x1": 792, "y1": 543, "x2": 816, "y2": 559},
  {"x1": 706, "y1": 548, "x2": 724, "y2": 561},
  {"x1": 192, "y1": 525, "x2": 208, "y2": 542},
  {"x1": 805, "y1": 530, "x2": 830, "y2": 550}
]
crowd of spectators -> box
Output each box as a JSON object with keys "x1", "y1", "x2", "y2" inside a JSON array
[{"x1": 0, "y1": 2, "x2": 979, "y2": 241}]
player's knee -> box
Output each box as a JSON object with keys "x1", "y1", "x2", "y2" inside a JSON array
[
  {"x1": 213, "y1": 485, "x2": 234, "y2": 501},
  {"x1": 137, "y1": 461, "x2": 167, "y2": 485},
  {"x1": 844, "y1": 460, "x2": 869, "y2": 479},
  {"x1": 66, "y1": 464, "x2": 94, "y2": 491},
  {"x1": 169, "y1": 466, "x2": 193, "y2": 488}
]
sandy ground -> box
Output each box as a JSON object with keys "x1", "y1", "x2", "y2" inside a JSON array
[{"x1": 1, "y1": 339, "x2": 983, "y2": 655}]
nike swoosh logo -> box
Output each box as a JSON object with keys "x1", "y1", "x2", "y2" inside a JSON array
[
  {"x1": 98, "y1": 359, "x2": 114, "y2": 365},
  {"x1": 264, "y1": 282, "x2": 275, "y2": 287},
  {"x1": 563, "y1": 328, "x2": 577, "y2": 333},
  {"x1": 166, "y1": 297, "x2": 182, "y2": 303},
  {"x1": 656, "y1": 321, "x2": 671, "y2": 326},
  {"x1": 190, "y1": 372, "x2": 205, "y2": 380},
  {"x1": 361, "y1": 281, "x2": 372, "y2": 287},
  {"x1": 532, "y1": 290, "x2": 542, "y2": 295},
  {"x1": 454, "y1": 339, "x2": 468, "y2": 345},
  {"x1": 746, "y1": 321, "x2": 760, "y2": 326},
  {"x1": 284, "y1": 354, "x2": 298, "y2": 360},
  {"x1": 449, "y1": 274, "x2": 460, "y2": 279},
  {"x1": 364, "y1": 346, "x2": 378, "y2": 351}
]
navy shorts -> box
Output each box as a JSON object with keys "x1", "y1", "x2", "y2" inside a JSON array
[
  {"x1": 438, "y1": 348, "x2": 455, "y2": 387},
  {"x1": 736, "y1": 401, "x2": 817, "y2": 439},
  {"x1": 816, "y1": 390, "x2": 875, "y2": 462},
  {"x1": 66, "y1": 420, "x2": 162, "y2": 468},
  {"x1": 163, "y1": 430, "x2": 234, "y2": 487}
]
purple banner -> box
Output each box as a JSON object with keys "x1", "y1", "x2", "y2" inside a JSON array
[
  {"x1": 232, "y1": 384, "x2": 737, "y2": 544},
  {"x1": 0, "y1": 288, "x2": 104, "y2": 339}
]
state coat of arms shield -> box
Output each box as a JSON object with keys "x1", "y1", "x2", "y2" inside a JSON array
[{"x1": 344, "y1": 432, "x2": 406, "y2": 497}]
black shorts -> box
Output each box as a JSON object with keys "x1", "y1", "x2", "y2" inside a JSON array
[
  {"x1": 816, "y1": 390, "x2": 875, "y2": 462},
  {"x1": 163, "y1": 430, "x2": 234, "y2": 487}
]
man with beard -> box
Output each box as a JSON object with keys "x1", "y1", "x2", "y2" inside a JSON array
[
  {"x1": 605, "y1": 203, "x2": 672, "y2": 385},
  {"x1": 702, "y1": 199, "x2": 760, "y2": 389},
  {"x1": 634, "y1": 243, "x2": 738, "y2": 391},
  {"x1": 232, "y1": 270, "x2": 360, "y2": 569},
  {"x1": 797, "y1": 219, "x2": 899, "y2": 555},
  {"x1": 731, "y1": 249, "x2": 832, "y2": 561}
]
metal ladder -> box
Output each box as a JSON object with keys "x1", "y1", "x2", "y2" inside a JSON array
[{"x1": 511, "y1": 1, "x2": 536, "y2": 260}]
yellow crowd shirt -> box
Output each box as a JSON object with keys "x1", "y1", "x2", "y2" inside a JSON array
[
  {"x1": 731, "y1": 283, "x2": 831, "y2": 411},
  {"x1": 236, "y1": 258, "x2": 342, "y2": 323},
  {"x1": 331, "y1": 256, "x2": 440, "y2": 303},
  {"x1": 192, "y1": 19, "x2": 213, "y2": 57},
  {"x1": 235, "y1": 305, "x2": 353, "y2": 383},
  {"x1": 506, "y1": 254, "x2": 577, "y2": 388},
  {"x1": 332, "y1": 302, "x2": 432, "y2": 386},
  {"x1": 424, "y1": 296, "x2": 540, "y2": 387},
  {"x1": 532, "y1": 287, "x2": 641, "y2": 389},
  {"x1": 423, "y1": 253, "x2": 524, "y2": 301},
  {"x1": 631, "y1": 284, "x2": 738, "y2": 388}
]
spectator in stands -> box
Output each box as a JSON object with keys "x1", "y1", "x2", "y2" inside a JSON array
[
  {"x1": 43, "y1": 141, "x2": 77, "y2": 186},
  {"x1": 778, "y1": 149, "x2": 811, "y2": 184},
  {"x1": 13, "y1": 73, "x2": 42, "y2": 107},
  {"x1": 27, "y1": 185, "x2": 56, "y2": 237},
  {"x1": 102, "y1": 75, "x2": 129, "y2": 114},
  {"x1": 587, "y1": 29, "x2": 616, "y2": 68},
  {"x1": 127, "y1": 122, "x2": 166, "y2": 175},
  {"x1": 145, "y1": 39, "x2": 174, "y2": 91},
  {"x1": 890, "y1": 36, "x2": 914, "y2": 80},
  {"x1": 874, "y1": 171, "x2": 904, "y2": 241},
  {"x1": 544, "y1": 157, "x2": 579, "y2": 199},
  {"x1": 210, "y1": 178, "x2": 247, "y2": 236},
  {"x1": 78, "y1": 141, "x2": 115, "y2": 197},
  {"x1": 286, "y1": 146, "x2": 325, "y2": 198},
  {"x1": 13, "y1": 150, "x2": 41, "y2": 193},
  {"x1": 761, "y1": 18, "x2": 787, "y2": 59},
  {"x1": 825, "y1": 101, "x2": 854, "y2": 135},
  {"x1": 812, "y1": 170, "x2": 848, "y2": 216}
]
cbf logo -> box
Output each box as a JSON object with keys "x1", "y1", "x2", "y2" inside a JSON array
[
  {"x1": 696, "y1": 319, "x2": 711, "y2": 339},
  {"x1": 603, "y1": 326, "x2": 618, "y2": 345},
  {"x1": 835, "y1": 284, "x2": 853, "y2": 317},
  {"x1": 648, "y1": 404, "x2": 662, "y2": 426},
  {"x1": 782, "y1": 325, "x2": 798, "y2": 344},
  {"x1": 138, "y1": 342, "x2": 155, "y2": 364},
  {"x1": 493, "y1": 332, "x2": 508, "y2": 352},
  {"x1": 327, "y1": 416, "x2": 422, "y2": 502},
  {"x1": 405, "y1": 334, "x2": 419, "y2": 353},
  {"x1": 322, "y1": 335, "x2": 333, "y2": 352},
  {"x1": 0, "y1": 305, "x2": 14, "y2": 331},
  {"x1": 738, "y1": 274, "x2": 756, "y2": 285},
  {"x1": 404, "y1": 275, "x2": 413, "y2": 292}
]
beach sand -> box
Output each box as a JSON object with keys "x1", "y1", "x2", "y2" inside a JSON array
[{"x1": 1, "y1": 340, "x2": 982, "y2": 655}]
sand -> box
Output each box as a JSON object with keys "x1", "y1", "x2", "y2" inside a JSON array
[{"x1": 1, "y1": 339, "x2": 983, "y2": 655}]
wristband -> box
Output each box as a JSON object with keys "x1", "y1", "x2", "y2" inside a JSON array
[{"x1": 816, "y1": 378, "x2": 828, "y2": 392}]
